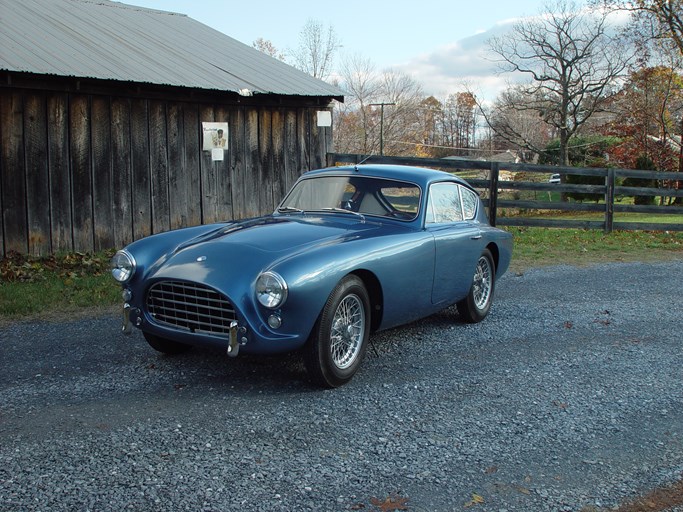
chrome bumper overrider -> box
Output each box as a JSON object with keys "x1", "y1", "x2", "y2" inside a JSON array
[
  {"x1": 121, "y1": 303, "x2": 134, "y2": 335},
  {"x1": 228, "y1": 320, "x2": 240, "y2": 357}
]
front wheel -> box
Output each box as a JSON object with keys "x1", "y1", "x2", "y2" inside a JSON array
[
  {"x1": 143, "y1": 332, "x2": 191, "y2": 355},
  {"x1": 457, "y1": 248, "x2": 495, "y2": 323},
  {"x1": 304, "y1": 275, "x2": 370, "y2": 388}
]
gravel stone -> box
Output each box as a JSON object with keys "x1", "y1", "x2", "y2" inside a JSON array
[{"x1": 1, "y1": 261, "x2": 682, "y2": 511}]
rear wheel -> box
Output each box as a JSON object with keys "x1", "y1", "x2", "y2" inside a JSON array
[
  {"x1": 458, "y1": 248, "x2": 495, "y2": 323},
  {"x1": 304, "y1": 275, "x2": 370, "y2": 388},
  {"x1": 143, "y1": 332, "x2": 191, "y2": 355}
]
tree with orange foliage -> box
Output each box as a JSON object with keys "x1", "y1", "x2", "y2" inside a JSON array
[{"x1": 605, "y1": 66, "x2": 683, "y2": 172}]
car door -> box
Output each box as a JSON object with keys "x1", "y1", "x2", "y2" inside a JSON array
[{"x1": 426, "y1": 182, "x2": 484, "y2": 305}]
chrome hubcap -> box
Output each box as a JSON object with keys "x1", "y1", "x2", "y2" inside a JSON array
[
  {"x1": 473, "y1": 256, "x2": 493, "y2": 310},
  {"x1": 330, "y1": 294, "x2": 365, "y2": 369}
]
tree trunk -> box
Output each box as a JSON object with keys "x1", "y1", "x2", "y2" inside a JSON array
[{"x1": 559, "y1": 127, "x2": 570, "y2": 167}]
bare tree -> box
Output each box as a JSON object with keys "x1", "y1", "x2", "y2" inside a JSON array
[
  {"x1": 333, "y1": 55, "x2": 427, "y2": 156},
  {"x1": 486, "y1": 0, "x2": 633, "y2": 165},
  {"x1": 377, "y1": 70, "x2": 424, "y2": 156},
  {"x1": 416, "y1": 96, "x2": 442, "y2": 151},
  {"x1": 442, "y1": 92, "x2": 478, "y2": 156},
  {"x1": 252, "y1": 38, "x2": 286, "y2": 61},
  {"x1": 334, "y1": 55, "x2": 380, "y2": 154},
  {"x1": 291, "y1": 19, "x2": 341, "y2": 81},
  {"x1": 642, "y1": 0, "x2": 683, "y2": 53},
  {"x1": 486, "y1": 86, "x2": 556, "y2": 161},
  {"x1": 600, "y1": 0, "x2": 683, "y2": 54}
]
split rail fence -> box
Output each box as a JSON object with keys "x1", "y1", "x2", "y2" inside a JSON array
[{"x1": 328, "y1": 153, "x2": 683, "y2": 233}]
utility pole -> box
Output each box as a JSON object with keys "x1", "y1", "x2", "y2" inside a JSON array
[{"x1": 369, "y1": 102, "x2": 395, "y2": 156}]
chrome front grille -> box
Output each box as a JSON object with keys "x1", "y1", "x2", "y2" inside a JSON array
[{"x1": 147, "y1": 280, "x2": 236, "y2": 336}]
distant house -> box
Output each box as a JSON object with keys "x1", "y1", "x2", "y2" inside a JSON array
[
  {"x1": 0, "y1": 0, "x2": 344, "y2": 256},
  {"x1": 488, "y1": 150, "x2": 522, "y2": 164}
]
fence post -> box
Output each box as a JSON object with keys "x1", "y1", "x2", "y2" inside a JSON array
[
  {"x1": 605, "y1": 168, "x2": 615, "y2": 233},
  {"x1": 489, "y1": 162, "x2": 499, "y2": 226}
]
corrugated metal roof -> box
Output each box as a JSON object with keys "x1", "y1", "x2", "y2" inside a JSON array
[{"x1": 0, "y1": 0, "x2": 344, "y2": 100}]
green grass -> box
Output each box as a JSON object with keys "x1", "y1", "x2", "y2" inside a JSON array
[
  {"x1": 505, "y1": 226, "x2": 683, "y2": 271},
  {"x1": 497, "y1": 188, "x2": 683, "y2": 226},
  {"x1": 502, "y1": 210, "x2": 683, "y2": 235},
  {"x1": 0, "y1": 275, "x2": 119, "y2": 316},
  {"x1": 519, "y1": 211, "x2": 683, "y2": 224},
  {"x1": 1, "y1": 229, "x2": 682, "y2": 322},
  {"x1": 0, "y1": 251, "x2": 120, "y2": 321}
]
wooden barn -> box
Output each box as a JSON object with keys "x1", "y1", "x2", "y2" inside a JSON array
[{"x1": 0, "y1": 0, "x2": 344, "y2": 257}]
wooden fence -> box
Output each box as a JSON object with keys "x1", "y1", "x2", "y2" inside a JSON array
[{"x1": 328, "y1": 153, "x2": 683, "y2": 232}]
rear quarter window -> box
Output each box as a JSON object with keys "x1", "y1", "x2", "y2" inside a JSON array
[{"x1": 461, "y1": 187, "x2": 479, "y2": 220}]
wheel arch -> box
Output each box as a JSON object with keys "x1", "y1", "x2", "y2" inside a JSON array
[
  {"x1": 350, "y1": 269, "x2": 383, "y2": 332},
  {"x1": 486, "y1": 242, "x2": 500, "y2": 272}
]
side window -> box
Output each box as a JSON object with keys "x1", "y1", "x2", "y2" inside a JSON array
[
  {"x1": 460, "y1": 186, "x2": 479, "y2": 220},
  {"x1": 426, "y1": 182, "x2": 463, "y2": 224}
]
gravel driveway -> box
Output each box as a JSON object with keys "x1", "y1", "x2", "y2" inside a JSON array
[{"x1": 1, "y1": 261, "x2": 682, "y2": 512}]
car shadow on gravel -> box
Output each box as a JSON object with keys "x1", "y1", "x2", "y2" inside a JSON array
[
  {"x1": 140, "y1": 306, "x2": 469, "y2": 392},
  {"x1": 142, "y1": 345, "x2": 320, "y2": 393}
]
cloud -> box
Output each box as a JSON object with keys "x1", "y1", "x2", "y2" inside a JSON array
[
  {"x1": 396, "y1": 9, "x2": 631, "y2": 103},
  {"x1": 395, "y1": 20, "x2": 521, "y2": 101}
]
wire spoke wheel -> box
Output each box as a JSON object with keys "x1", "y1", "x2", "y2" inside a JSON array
[
  {"x1": 457, "y1": 248, "x2": 496, "y2": 324},
  {"x1": 329, "y1": 294, "x2": 365, "y2": 370},
  {"x1": 472, "y1": 255, "x2": 493, "y2": 310},
  {"x1": 304, "y1": 275, "x2": 370, "y2": 388}
]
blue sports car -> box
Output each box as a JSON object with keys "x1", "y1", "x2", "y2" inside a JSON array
[{"x1": 111, "y1": 164, "x2": 513, "y2": 387}]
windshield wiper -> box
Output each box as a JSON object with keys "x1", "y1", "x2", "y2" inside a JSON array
[
  {"x1": 277, "y1": 206, "x2": 305, "y2": 214},
  {"x1": 320, "y1": 207, "x2": 366, "y2": 222}
]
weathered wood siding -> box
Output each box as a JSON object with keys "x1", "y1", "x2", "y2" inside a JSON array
[{"x1": 0, "y1": 85, "x2": 333, "y2": 256}]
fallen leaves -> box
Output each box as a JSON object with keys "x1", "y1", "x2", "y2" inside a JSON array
[
  {"x1": 612, "y1": 477, "x2": 683, "y2": 511},
  {"x1": 553, "y1": 400, "x2": 569, "y2": 410},
  {"x1": 0, "y1": 250, "x2": 113, "y2": 283},
  {"x1": 369, "y1": 494, "x2": 409, "y2": 511},
  {"x1": 594, "y1": 310, "x2": 612, "y2": 326},
  {"x1": 515, "y1": 485, "x2": 532, "y2": 495},
  {"x1": 464, "y1": 493, "x2": 485, "y2": 508}
]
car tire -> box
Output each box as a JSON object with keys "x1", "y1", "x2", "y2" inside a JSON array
[
  {"x1": 304, "y1": 275, "x2": 370, "y2": 388},
  {"x1": 457, "y1": 248, "x2": 495, "y2": 323},
  {"x1": 143, "y1": 332, "x2": 191, "y2": 355}
]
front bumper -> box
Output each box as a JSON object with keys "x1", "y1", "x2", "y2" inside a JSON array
[
  {"x1": 121, "y1": 303, "x2": 247, "y2": 356},
  {"x1": 120, "y1": 300, "x2": 306, "y2": 356}
]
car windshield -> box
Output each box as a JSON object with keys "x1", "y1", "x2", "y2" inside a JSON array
[{"x1": 279, "y1": 176, "x2": 421, "y2": 221}]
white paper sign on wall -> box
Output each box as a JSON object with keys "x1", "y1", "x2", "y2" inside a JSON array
[{"x1": 317, "y1": 111, "x2": 332, "y2": 127}]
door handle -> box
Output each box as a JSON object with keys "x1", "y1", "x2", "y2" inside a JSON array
[{"x1": 470, "y1": 234, "x2": 482, "y2": 240}]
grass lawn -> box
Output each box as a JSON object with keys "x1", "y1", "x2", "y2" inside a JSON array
[
  {"x1": 0, "y1": 251, "x2": 120, "y2": 322},
  {"x1": 506, "y1": 226, "x2": 682, "y2": 272},
  {"x1": 513, "y1": 210, "x2": 683, "y2": 225}
]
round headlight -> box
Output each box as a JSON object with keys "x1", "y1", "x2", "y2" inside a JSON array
[
  {"x1": 256, "y1": 271, "x2": 288, "y2": 309},
  {"x1": 111, "y1": 250, "x2": 136, "y2": 283}
]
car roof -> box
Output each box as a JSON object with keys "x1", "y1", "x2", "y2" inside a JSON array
[{"x1": 303, "y1": 164, "x2": 472, "y2": 189}]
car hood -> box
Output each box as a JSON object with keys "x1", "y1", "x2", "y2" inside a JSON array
[
  {"x1": 183, "y1": 215, "x2": 379, "y2": 253},
  {"x1": 147, "y1": 215, "x2": 385, "y2": 282}
]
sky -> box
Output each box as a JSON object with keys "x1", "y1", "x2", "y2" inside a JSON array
[{"x1": 123, "y1": 0, "x2": 579, "y2": 100}]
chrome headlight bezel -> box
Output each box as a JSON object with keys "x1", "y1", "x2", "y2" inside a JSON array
[
  {"x1": 111, "y1": 250, "x2": 136, "y2": 283},
  {"x1": 255, "y1": 271, "x2": 288, "y2": 309}
]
